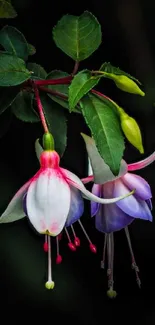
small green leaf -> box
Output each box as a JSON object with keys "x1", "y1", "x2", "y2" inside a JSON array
[
  {"x1": 40, "y1": 93, "x2": 67, "y2": 157},
  {"x1": 28, "y1": 43, "x2": 36, "y2": 56},
  {"x1": 27, "y1": 62, "x2": 47, "y2": 79},
  {"x1": 0, "y1": 107, "x2": 12, "y2": 138},
  {"x1": 0, "y1": 25, "x2": 29, "y2": 61},
  {"x1": 0, "y1": 85, "x2": 19, "y2": 114},
  {"x1": 53, "y1": 11, "x2": 102, "y2": 61},
  {"x1": 0, "y1": 0, "x2": 17, "y2": 18},
  {"x1": 11, "y1": 90, "x2": 40, "y2": 122},
  {"x1": 0, "y1": 52, "x2": 31, "y2": 86},
  {"x1": 81, "y1": 133, "x2": 127, "y2": 184},
  {"x1": 80, "y1": 93, "x2": 125, "y2": 175},
  {"x1": 100, "y1": 62, "x2": 141, "y2": 85},
  {"x1": 69, "y1": 69, "x2": 100, "y2": 111}
]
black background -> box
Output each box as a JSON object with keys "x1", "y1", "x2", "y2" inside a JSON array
[{"x1": 0, "y1": 0, "x2": 155, "y2": 323}]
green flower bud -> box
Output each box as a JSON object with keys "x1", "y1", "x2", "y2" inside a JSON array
[
  {"x1": 43, "y1": 132, "x2": 55, "y2": 151},
  {"x1": 104, "y1": 72, "x2": 145, "y2": 96},
  {"x1": 117, "y1": 107, "x2": 144, "y2": 154}
]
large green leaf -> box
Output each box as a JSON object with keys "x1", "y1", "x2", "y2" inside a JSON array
[
  {"x1": 0, "y1": 0, "x2": 17, "y2": 18},
  {"x1": 69, "y1": 69, "x2": 100, "y2": 111},
  {"x1": 100, "y1": 62, "x2": 141, "y2": 85},
  {"x1": 11, "y1": 90, "x2": 40, "y2": 122},
  {"x1": 0, "y1": 85, "x2": 19, "y2": 114},
  {"x1": 0, "y1": 52, "x2": 31, "y2": 86},
  {"x1": 80, "y1": 93, "x2": 125, "y2": 175},
  {"x1": 27, "y1": 62, "x2": 47, "y2": 79},
  {"x1": 53, "y1": 11, "x2": 102, "y2": 61},
  {"x1": 0, "y1": 25, "x2": 29, "y2": 61},
  {"x1": 40, "y1": 93, "x2": 67, "y2": 157}
]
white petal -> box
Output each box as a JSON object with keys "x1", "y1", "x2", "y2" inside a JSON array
[
  {"x1": 26, "y1": 168, "x2": 71, "y2": 236},
  {"x1": 61, "y1": 168, "x2": 134, "y2": 204},
  {"x1": 0, "y1": 180, "x2": 31, "y2": 223}
]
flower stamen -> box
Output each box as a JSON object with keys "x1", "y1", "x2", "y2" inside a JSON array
[
  {"x1": 107, "y1": 233, "x2": 117, "y2": 298},
  {"x1": 78, "y1": 219, "x2": 97, "y2": 253},
  {"x1": 65, "y1": 227, "x2": 76, "y2": 251},
  {"x1": 71, "y1": 224, "x2": 81, "y2": 247},
  {"x1": 43, "y1": 234, "x2": 48, "y2": 252},
  {"x1": 56, "y1": 235, "x2": 62, "y2": 264},
  {"x1": 101, "y1": 234, "x2": 107, "y2": 269},
  {"x1": 45, "y1": 235, "x2": 55, "y2": 289},
  {"x1": 125, "y1": 227, "x2": 141, "y2": 288}
]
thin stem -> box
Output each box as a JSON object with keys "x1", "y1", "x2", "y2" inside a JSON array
[
  {"x1": 72, "y1": 61, "x2": 79, "y2": 76},
  {"x1": 33, "y1": 84, "x2": 49, "y2": 133},
  {"x1": 39, "y1": 86, "x2": 68, "y2": 100},
  {"x1": 34, "y1": 76, "x2": 72, "y2": 86},
  {"x1": 91, "y1": 89, "x2": 114, "y2": 103}
]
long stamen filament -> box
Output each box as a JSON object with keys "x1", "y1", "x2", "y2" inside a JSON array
[
  {"x1": 45, "y1": 235, "x2": 55, "y2": 289},
  {"x1": 78, "y1": 220, "x2": 97, "y2": 253},
  {"x1": 107, "y1": 233, "x2": 117, "y2": 298},
  {"x1": 56, "y1": 236, "x2": 62, "y2": 264},
  {"x1": 101, "y1": 234, "x2": 107, "y2": 269},
  {"x1": 65, "y1": 227, "x2": 76, "y2": 251},
  {"x1": 125, "y1": 227, "x2": 141, "y2": 288},
  {"x1": 71, "y1": 225, "x2": 80, "y2": 247}
]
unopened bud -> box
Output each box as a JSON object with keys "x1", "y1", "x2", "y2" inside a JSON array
[
  {"x1": 118, "y1": 107, "x2": 144, "y2": 154},
  {"x1": 43, "y1": 132, "x2": 54, "y2": 151},
  {"x1": 104, "y1": 72, "x2": 145, "y2": 96}
]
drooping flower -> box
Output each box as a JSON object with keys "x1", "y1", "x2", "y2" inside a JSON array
[
  {"x1": 81, "y1": 133, "x2": 155, "y2": 297},
  {"x1": 0, "y1": 139, "x2": 133, "y2": 289}
]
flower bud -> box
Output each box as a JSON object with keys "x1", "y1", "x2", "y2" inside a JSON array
[
  {"x1": 118, "y1": 107, "x2": 144, "y2": 154},
  {"x1": 43, "y1": 132, "x2": 54, "y2": 151},
  {"x1": 104, "y1": 72, "x2": 145, "y2": 96}
]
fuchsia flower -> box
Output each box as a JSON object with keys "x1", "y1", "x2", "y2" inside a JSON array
[
  {"x1": 82, "y1": 134, "x2": 155, "y2": 297},
  {"x1": 0, "y1": 146, "x2": 133, "y2": 289}
]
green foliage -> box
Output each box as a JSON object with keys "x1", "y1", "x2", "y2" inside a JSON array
[
  {"x1": 11, "y1": 90, "x2": 40, "y2": 122},
  {"x1": 0, "y1": 52, "x2": 31, "y2": 86},
  {"x1": 53, "y1": 11, "x2": 102, "y2": 61},
  {"x1": 0, "y1": 0, "x2": 17, "y2": 18},
  {"x1": 81, "y1": 94, "x2": 125, "y2": 175}
]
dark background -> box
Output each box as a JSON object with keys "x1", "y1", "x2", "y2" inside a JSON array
[{"x1": 0, "y1": 0, "x2": 155, "y2": 323}]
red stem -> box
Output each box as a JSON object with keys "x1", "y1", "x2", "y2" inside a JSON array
[
  {"x1": 39, "y1": 86, "x2": 68, "y2": 100},
  {"x1": 33, "y1": 84, "x2": 49, "y2": 133},
  {"x1": 91, "y1": 89, "x2": 113, "y2": 102},
  {"x1": 34, "y1": 76, "x2": 72, "y2": 86},
  {"x1": 72, "y1": 61, "x2": 79, "y2": 76}
]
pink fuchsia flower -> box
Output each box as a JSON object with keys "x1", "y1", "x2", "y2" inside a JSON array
[
  {"x1": 82, "y1": 133, "x2": 155, "y2": 297},
  {"x1": 0, "y1": 146, "x2": 133, "y2": 289}
]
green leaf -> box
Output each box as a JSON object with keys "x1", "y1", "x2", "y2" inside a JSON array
[
  {"x1": 0, "y1": 0, "x2": 17, "y2": 18},
  {"x1": 53, "y1": 11, "x2": 102, "y2": 61},
  {"x1": 40, "y1": 93, "x2": 67, "y2": 156},
  {"x1": 81, "y1": 133, "x2": 127, "y2": 184},
  {"x1": 28, "y1": 43, "x2": 36, "y2": 56},
  {"x1": 0, "y1": 25, "x2": 29, "y2": 61},
  {"x1": 0, "y1": 85, "x2": 19, "y2": 114},
  {"x1": 0, "y1": 107, "x2": 12, "y2": 138},
  {"x1": 27, "y1": 62, "x2": 47, "y2": 79},
  {"x1": 0, "y1": 52, "x2": 31, "y2": 86},
  {"x1": 80, "y1": 93, "x2": 125, "y2": 175},
  {"x1": 100, "y1": 62, "x2": 141, "y2": 85},
  {"x1": 69, "y1": 69, "x2": 100, "y2": 111},
  {"x1": 11, "y1": 90, "x2": 40, "y2": 122}
]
